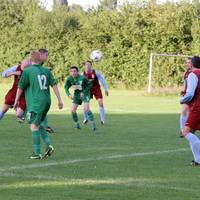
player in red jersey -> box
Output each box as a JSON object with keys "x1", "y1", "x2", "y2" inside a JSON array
[
  {"x1": 83, "y1": 60, "x2": 109, "y2": 125},
  {"x1": 181, "y1": 56, "x2": 200, "y2": 165},
  {"x1": 0, "y1": 59, "x2": 31, "y2": 121},
  {"x1": 179, "y1": 57, "x2": 193, "y2": 137}
]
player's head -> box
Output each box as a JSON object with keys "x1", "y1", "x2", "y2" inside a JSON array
[
  {"x1": 84, "y1": 60, "x2": 93, "y2": 72},
  {"x1": 38, "y1": 48, "x2": 48, "y2": 62},
  {"x1": 70, "y1": 66, "x2": 79, "y2": 78},
  {"x1": 191, "y1": 56, "x2": 200, "y2": 69},
  {"x1": 21, "y1": 59, "x2": 31, "y2": 70},
  {"x1": 30, "y1": 51, "x2": 42, "y2": 64},
  {"x1": 186, "y1": 57, "x2": 192, "y2": 69}
]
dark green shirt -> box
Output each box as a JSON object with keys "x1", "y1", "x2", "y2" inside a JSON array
[
  {"x1": 64, "y1": 74, "x2": 91, "y2": 96},
  {"x1": 18, "y1": 64, "x2": 57, "y2": 113}
]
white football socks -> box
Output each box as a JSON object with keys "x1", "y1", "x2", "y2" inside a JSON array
[
  {"x1": 185, "y1": 133, "x2": 200, "y2": 163},
  {"x1": 0, "y1": 110, "x2": 5, "y2": 120},
  {"x1": 180, "y1": 114, "x2": 187, "y2": 131},
  {"x1": 99, "y1": 106, "x2": 105, "y2": 122}
]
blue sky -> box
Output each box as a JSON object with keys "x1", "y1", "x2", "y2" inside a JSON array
[
  {"x1": 40, "y1": 0, "x2": 100, "y2": 10},
  {"x1": 40, "y1": 0, "x2": 181, "y2": 10}
]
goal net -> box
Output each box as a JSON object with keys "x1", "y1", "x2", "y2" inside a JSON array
[{"x1": 148, "y1": 53, "x2": 191, "y2": 93}]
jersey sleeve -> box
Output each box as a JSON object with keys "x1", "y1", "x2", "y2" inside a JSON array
[
  {"x1": 18, "y1": 70, "x2": 29, "y2": 90},
  {"x1": 49, "y1": 71, "x2": 57, "y2": 87},
  {"x1": 2, "y1": 65, "x2": 18, "y2": 78},
  {"x1": 64, "y1": 77, "x2": 72, "y2": 96},
  {"x1": 180, "y1": 72, "x2": 198, "y2": 104},
  {"x1": 95, "y1": 70, "x2": 108, "y2": 91}
]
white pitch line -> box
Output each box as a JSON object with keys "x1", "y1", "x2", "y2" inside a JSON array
[
  {"x1": 0, "y1": 148, "x2": 188, "y2": 172},
  {"x1": 0, "y1": 174, "x2": 198, "y2": 193}
]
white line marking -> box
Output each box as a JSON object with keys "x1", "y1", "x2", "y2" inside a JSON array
[
  {"x1": 0, "y1": 148, "x2": 188, "y2": 172},
  {"x1": 0, "y1": 174, "x2": 198, "y2": 193}
]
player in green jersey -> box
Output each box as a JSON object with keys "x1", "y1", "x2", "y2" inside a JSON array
[
  {"x1": 14, "y1": 51, "x2": 63, "y2": 159},
  {"x1": 65, "y1": 66, "x2": 96, "y2": 131}
]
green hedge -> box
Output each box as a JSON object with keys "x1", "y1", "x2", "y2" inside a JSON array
[{"x1": 0, "y1": 0, "x2": 199, "y2": 88}]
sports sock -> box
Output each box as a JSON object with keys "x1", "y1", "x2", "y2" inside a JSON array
[
  {"x1": 180, "y1": 114, "x2": 187, "y2": 131},
  {"x1": 185, "y1": 133, "x2": 200, "y2": 163},
  {"x1": 39, "y1": 126, "x2": 50, "y2": 150},
  {"x1": 99, "y1": 106, "x2": 105, "y2": 122},
  {"x1": 72, "y1": 112, "x2": 78, "y2": 123},
  {"x1": 31, "y1": 130, "x2": 41, "y2": 155},
  {"x1": 0, "y1": 111, "x2": 5, "y2": 120},
  {"x1": 84, "y1": 112, "x2": 88, "y2": 121},
  {"x1": 87, "y1": 110, "x2": 94, "y2": 121},
  {"x1": 41, "y1": 116, "x2": 48, "y2": 128}
]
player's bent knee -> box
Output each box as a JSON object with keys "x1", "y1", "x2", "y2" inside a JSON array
[
  {"x1": 71, "y1": 109, "x2": 77, "y2": 113},
  {"x1": 182, "y1": 126, "x2": 191, "y2": 137},
  {"x1": 84, "y1": 108, "x2": 89, "y2": 113},
  {"x1": 16, "y1": 112, "x2": 23, "y2": 118},
  {"x1": 30, "y1": 124, "x2": 39, "y2": 132},
  {"x1": 182, "y1": 109, "x2": 188, "y2": 116},
  {"x1": 98, "y1": 102, "x2": 104, "y2": 107}
]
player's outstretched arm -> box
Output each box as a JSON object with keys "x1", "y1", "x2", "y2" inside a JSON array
[
  {"x1": 13, "y1": 88, "x2": 23, "y2": 110},
  {"x1": 95, "y1": 71, "x2": 109, "y2": 96},
  {"x1": 180, "y1": 72, "x2": 198, "y2": 104},
  {"x1": 2, "y1": 65, "x2": 18, "y2": 78},
  {"x1": 64, "y1": 78, "x2": 73, "y2": 99},
  {"x1": 52, "y1": 85, "x2": 63, "y2": 109}
]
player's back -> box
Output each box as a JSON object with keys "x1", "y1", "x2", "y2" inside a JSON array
[
  {"x1": 190, "y1": 70, "x2": 200, "y2": 111},
  {"x1": 22, "y1": 64, "x2": 55, "y2": 113}
]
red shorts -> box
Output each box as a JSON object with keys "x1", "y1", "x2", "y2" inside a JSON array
[
  {"x1": 5, "y1": 88, "x2": 26, "y2": 111},
  {"x1": 185, "y1": 110, "x2": 200, "y2": 131},
  {"x1": 90, "y1": 88, "x2": 103, "y2": 100}
]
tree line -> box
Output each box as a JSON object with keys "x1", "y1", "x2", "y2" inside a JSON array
[{"x1": 0, "y1": 0, "x2": 200, "y2": 88}]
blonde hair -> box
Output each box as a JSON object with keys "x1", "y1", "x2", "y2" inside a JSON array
[{"x1": 21, "y1": 58, "x2": 31, "y2": 67}]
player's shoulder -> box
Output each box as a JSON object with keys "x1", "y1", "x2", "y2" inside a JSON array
[
  {"x1": 16, "y1": 64, "x2": 21, "y2": 70},
  {"x1": 67, "y1": 75, "x2": 73, "y2": 80}
]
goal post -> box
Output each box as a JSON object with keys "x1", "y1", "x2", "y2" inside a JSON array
[{"x1": 147, "y1": 53, "x2": 190, "y2": 93}]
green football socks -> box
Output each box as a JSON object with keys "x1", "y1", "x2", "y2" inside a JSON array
[
  {"x1": 31, "y1": 130, "x2": 41, "y2": 155},
  {"x1": 72, "y1": 112, "x2": 78, "y2": 122},
  {"x1": 87, "y1": 110, "x2": 94, "y2": 121},
  {"x1": 41, "y1": 117, "x2": 48, "y2": 128},
  {"x1": 39, "y1": 126, "x2": 50, "y2": 150}
]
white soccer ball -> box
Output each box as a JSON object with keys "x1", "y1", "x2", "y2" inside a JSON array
[{"x1": 90, "y1": 50, "x2": 103, "y2": 62}]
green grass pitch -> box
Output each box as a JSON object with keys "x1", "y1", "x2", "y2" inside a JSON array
[{"x1": 0, "y1": 84, "x2": 199, "y2": 200}]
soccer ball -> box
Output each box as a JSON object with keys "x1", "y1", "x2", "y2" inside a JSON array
[{"x1": 90, "y1": 50, "x2": 103, "y2": 62}]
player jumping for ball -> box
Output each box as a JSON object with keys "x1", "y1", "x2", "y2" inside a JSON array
[
  {"x1": 0, "y1": 59, "x2": 31, "y2": 122},
  {"x1": 65, "y1": 66, "x2": 96, "y2": 131},
  {"x1": 14, "y1": 51, "x2": 63, "y2": 159},
  {"x1": 83, "y1": 60, "x2": 108, "y2": 125}
]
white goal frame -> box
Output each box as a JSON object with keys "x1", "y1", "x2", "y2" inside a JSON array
[{"x1": 147, "y1": 53, "x2": 190, "y2": 93}]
